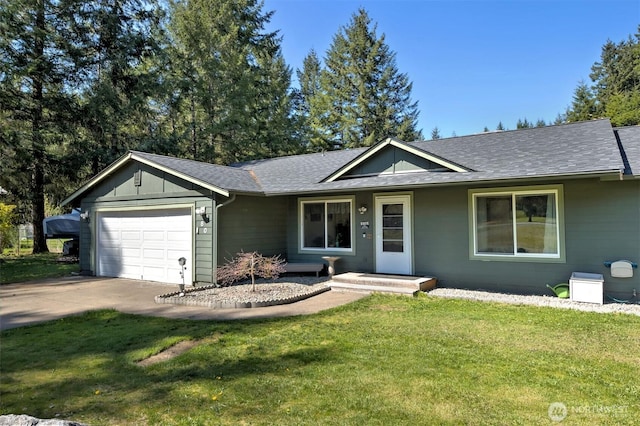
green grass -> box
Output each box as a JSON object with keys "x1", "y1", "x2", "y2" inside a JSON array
[
  {"x1": 0, "y1": 252, "x2": 79, "y2": 284},
  {"x1": 1, "y1": 295, "x2": 639, "y2": 425}
]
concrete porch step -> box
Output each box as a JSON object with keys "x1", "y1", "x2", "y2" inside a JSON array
[{"x1": 330, "y1": 272, "x2": 437, "y2": 295}]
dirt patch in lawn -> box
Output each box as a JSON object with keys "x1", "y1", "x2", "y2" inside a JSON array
[{"x1": 137, "y1": 337, "x2": 215, "y2": 367}]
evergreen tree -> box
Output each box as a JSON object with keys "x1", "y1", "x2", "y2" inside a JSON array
[
  {"x1": 313, "y1": 8, "x2": 421, "y2": 149},
  {"x1": 430, "y1": 127, "x2": 441, "y2": 140},
  {"x1": 0, "y1": 0, "x2": 84, "y2": 252},
  {"x1": 496, "y1": 121, "x2": 505, "y2": 131},
  {"x1": 566, "y1": 81, "x2": 598, "y2": 122},
  {"x1": 73, "y1": 0, "x2": 167, "y2": 171},
  {"x1": 165, "y1": 0, "x2": 298, "y2": 164},
  {"x1": 565, "y1": 27, "x2": 640, "y2": 126},
  {"x1": 295, "y1": 49, "x2": 330, "y2": 151},
  {"x1": 516, "y1": 118, "x2": 532, "y2": 129},
  {"x1": 1, "y1": 0, "x2": 168, "y2": 252}
]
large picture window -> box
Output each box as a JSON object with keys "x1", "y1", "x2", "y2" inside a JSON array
[
  {"x1": 300, "y1": 199, "x2": 353, "y2": 251},
  {"x1": 471, "y1": 187, "x2": 563, "y2": 260}
]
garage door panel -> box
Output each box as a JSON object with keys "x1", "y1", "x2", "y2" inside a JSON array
[
  {"x1": 142, "y1": 266, "x2": 167, "y2": 281},
  {"x1": 143, "y1": 248, "x2": 165, "y2": 260},
  {"x1": 143, "y1": 230, "x2": 165, "y2": 242},
  {"x1": 121, "y1": 230, "x2": 141, "y2": 241},
  {"x1": 121, "y1": 247, "x2": 141, "y2": 258},
  {"x1": 97, "y1": 208, "x2": 192, "y2": 285}
]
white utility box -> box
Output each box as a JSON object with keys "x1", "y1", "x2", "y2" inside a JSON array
[{"x1": 569, "y1": 272, "x2": 604, "y2": 304}]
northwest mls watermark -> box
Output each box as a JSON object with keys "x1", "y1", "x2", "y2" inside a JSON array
[{"x1": 548, "y1": 402, "x2": 629, "y2": 422}]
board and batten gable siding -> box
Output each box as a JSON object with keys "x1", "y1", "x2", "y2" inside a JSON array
[
  {"x1": 78, "y1": 161, "x2": 217, "y2": 284},
  {"x1": 344, "y1": 145, "x2": 448, "y2": 177},
  {"x1": 81, "y1": 162, "x2": 206, "y2": 202},
  {"x1": 216, "y1": 195, "x2": 288, "y2": 266}
]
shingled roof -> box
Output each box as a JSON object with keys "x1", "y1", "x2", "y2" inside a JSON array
[
  {"x1": 234, "y1": 119, "x2": 628, "y2": 195},
  {"x1": 614, "y1": 125, "x2": 640, "y2": 176},
  {"x1": 62, "y1": 119, "x2": 637, "y2": 205}
]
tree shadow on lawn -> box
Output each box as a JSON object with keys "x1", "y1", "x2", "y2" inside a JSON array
[{"x1": 0, "y1": 310, "x2": 337, "y2": 421}]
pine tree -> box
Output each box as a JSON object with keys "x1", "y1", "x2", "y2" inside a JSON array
[
  {"x1": 430, "y1": 127, "x2": 441, "y2": 140},
  {"x1": 312, "y1": 8, "x2": 421, "y2": 149}
]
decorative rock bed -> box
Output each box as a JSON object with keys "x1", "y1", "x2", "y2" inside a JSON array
[
  {"x1": 0, "y1": 414, "x2": 86, "y2": 426},
  {"x1": 428, "y1": 287, "x2": 640, "y2": 316},
  {"x1": 155, "y1": 277, "x2": 331, "y2": 309}
]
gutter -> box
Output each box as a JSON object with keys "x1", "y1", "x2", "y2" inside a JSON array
[
  {"x1": 258, "y1": 170, "x2": 625, "y2": 197},
  {"x1": 212, "y1": 194, "x2": 237, "y2": 284}
]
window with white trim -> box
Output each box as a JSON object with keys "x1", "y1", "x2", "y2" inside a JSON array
[
  {"x1": 300, "y1": 199, "x2": 353, "y2": 251},
  {"x1": 471, "y1": 187, "x2": 562, "y2": 259}
]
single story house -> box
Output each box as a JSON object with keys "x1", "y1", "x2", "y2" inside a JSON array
[{"x1": 62, "y1": 119, "x2": 640, "y2": 297}]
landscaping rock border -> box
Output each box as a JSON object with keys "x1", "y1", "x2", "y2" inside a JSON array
[
  {"x1": 0, "y1": 414, "x2": 86, "y2": 426},
  {"x1": 428, "y1": 287, "x2": 640, "y2": 316},
  {"x1": 155, "y1": 277, "x2": 330, "y2": 309}
]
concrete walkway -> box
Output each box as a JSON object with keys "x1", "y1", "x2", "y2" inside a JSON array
[{"x1": 0, "y1": 277, "x2": 367, "y2": 331}]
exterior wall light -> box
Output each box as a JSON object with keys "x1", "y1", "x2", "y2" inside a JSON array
[
  {"x1": 195, "y1": 206, "x2": 209, "y2": 222},
  {"x1": 358, "y1": 205, "x2": 368, "y2": 215},
  {"x1": 80, "y1": 210, "x2": 90, "y2": 222}
]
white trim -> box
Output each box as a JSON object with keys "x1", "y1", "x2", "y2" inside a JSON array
[
  {"x1": 374, "y1": 193, "x2": 413, "y2": 274},
  {"x1": 323, "y1": 138, "x2": 469, "y2": 183},
  {"x1": 95, "y1": 206, "x2": 194, "y2": 284},
  {"x1": 298, "y1": 196, "x2": 355, "y2": 254},
  {"x1": 130, "y1": 153, "x2": 230, "y2": 197},
  {"x1": 62, "y1": 152, "x2": 229, "y2": 206},
  {"x1": 469, "y1": 185, "x2": 564, "y2": 261}
]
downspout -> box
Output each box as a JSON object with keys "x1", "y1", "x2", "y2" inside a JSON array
[{"x1": 212, "y1": 194, "x2": 237, "y2": 284}]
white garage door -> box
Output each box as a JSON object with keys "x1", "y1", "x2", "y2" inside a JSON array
[{"x1": 97, "y1": 208, "x2": 192, "y2": 285}]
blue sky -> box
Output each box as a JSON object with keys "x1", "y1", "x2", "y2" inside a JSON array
[{"x1": 263, "y1": 0, "x2": 639, "y2": 138}]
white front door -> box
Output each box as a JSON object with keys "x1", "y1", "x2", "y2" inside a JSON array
[{"x1": 375, "y1": 195, "x2": 412, "y2": 275}]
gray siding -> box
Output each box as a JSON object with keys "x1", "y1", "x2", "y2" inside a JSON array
[
  {"x1": 216, "y1": 195, "x2": 288, "y2": 265},
  {"x1": 345, "y1": 146, "x2": 447, "y2": 177},
  {"x1": 194, "y1": 199, "x2": 214, "y2": 282},
  {"x1": 285, "y1": 193, "x2": 374, "y2": 273},
  {"x1": 414, "y1": 179, "x2": 640, "y2": 296},
  {"x1": 284, "y1": 178, "x2": 640, "y2": 297},
  {"x1": 78, "y1": 162, "x2": 217, "y2": 284}
]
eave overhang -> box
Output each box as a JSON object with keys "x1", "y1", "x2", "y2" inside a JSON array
[{"x1": 61, "y1": 151, "x2": 230, "y2": 206}]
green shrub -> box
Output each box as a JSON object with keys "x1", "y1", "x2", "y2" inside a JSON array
[{"x1": 0, "y1": 203, "x2": 17, "y2": 251}]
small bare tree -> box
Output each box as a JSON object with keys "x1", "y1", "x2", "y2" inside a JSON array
[{"x1": 216, "y1": 251, "x2": 287, "y2": 291}]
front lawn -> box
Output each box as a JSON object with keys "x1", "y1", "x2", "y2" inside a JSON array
[
  {"x1": 1, "y1": 295, "x2": 638, "y2": 425},
  {"x1": 0, "y1": 253, "x2": 79, "y2": 284}
]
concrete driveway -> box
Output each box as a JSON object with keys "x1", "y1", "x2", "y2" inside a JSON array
[{"x1": 0, "y1": 276, "x2": 366, "y2": 331}]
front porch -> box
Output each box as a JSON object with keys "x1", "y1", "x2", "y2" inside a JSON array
[{"x1": 330, "y1": 272, "x2": 437, "y2": 296}]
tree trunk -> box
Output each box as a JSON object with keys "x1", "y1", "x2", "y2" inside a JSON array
[{"x1": 31, "y1": 0, "x2": 48, "y2": 254}]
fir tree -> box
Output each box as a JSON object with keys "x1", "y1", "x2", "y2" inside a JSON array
[
  {"x1": 312, "y1": 8, "x2": 421, "y2": 149},
  {"x1": 165, "y1": 0, "x2": 297, "y2": 164}
]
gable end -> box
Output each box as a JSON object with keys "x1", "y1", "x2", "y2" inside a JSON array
[{"x1": 323, "y1": 138, "x2": 471, "y2": 182}]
